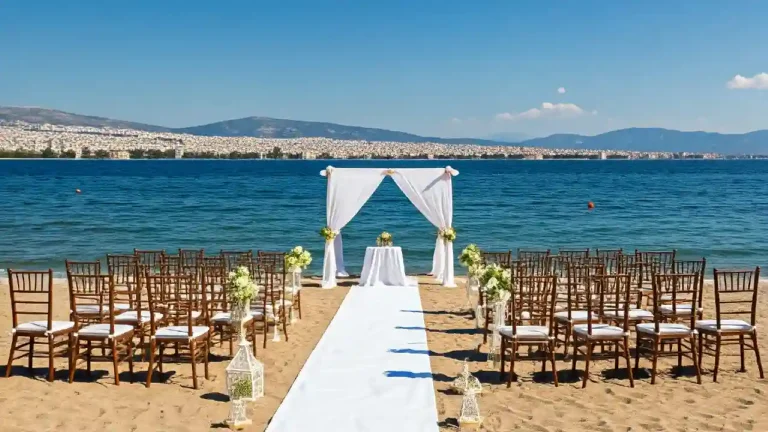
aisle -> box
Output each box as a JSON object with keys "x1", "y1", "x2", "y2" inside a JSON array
[{"x1": 265, "y1": 285, "x2": 439, "y2": 432}]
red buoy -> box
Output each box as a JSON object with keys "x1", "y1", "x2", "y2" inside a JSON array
[{"x1": 587, "y1": 201, "x2": 595, "y2": 210}]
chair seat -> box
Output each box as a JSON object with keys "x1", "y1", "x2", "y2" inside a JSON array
[
  {"x1": 660, "y1": 304, "x2": 701, "y2": 315},
  {"x1": 115, "y1": 310, "x2": 164, "y2": 324},
  {"x1": 190, "y1": 310, "x2": 203, "y2": 320},
  {"x1": 603, "y1": 309, "x2": 654, "y2": 320},
  {"x1": 636, "y1": 323, "x2": 695, "y2": 336},
  {"x1": 155, "y1": 325, "x2": 209, "y2": 341},
  {"x1": 211, "y1": 312, "x2": 255, "y2": 324},
  {"x1": 114, "y1": 303, "x2": 132, "y2": 312},
  {"x1": 15, "y1": 321, "x2": 75, "y2": 335},
  {"x1": 78, "y1": 323, "x2": 133, "y2": 339},
  {"x1": 498, "y1": 325, "x2": 551, "y2": 341},
  {"x1": 75, "y1": 304, "x2": 110, "y2": 315},
  {"x1": 573, "y1": 323, "x2": 627, "y2": 340},
  {"x1": 554, "y1": 310, "x2": 599, "y2": 322},
  {"x1": 695, "y1": 319, "x2": 754, "y2": 334}
]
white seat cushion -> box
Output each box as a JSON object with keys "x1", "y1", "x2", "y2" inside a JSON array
[
  {"x1": 115, "y1": 310, "x2": 164, "y2": 324},
  {"x1": 15, "y1": 321, "x2": 75, "y2": 335},
  {"x1": 603, "y1": 309, "x2": 654, "y2": 320},
  {"x1": 211, "y1": 312, "x2": 255, "y2": 324},
  {"x1": 114, "y1": 303, "x2": 132, "y2": 312},
  {"x1": 75, "y1": 304, "x2": 110, "y2": 315},
  {"x1": 573, "y1": 323, "x2": 627, "y2": 339},
  {"x1": 190, "y1": 310, "x2": 203, "y2": 320},
  {"x1": 695, "y1": 319, "x2": 754, "y2": 334},
  {"x1": 660, "y1": 304, "x2": 700, "y2": 315},
  {"x1": 155, "y1": 325, "x2": 209, "y2": 340},
  {"x1": 498, "y1": 325, "x2": 551, "y2": 341},
  {"x1": 78, "y1": 323, "x2": 133, "y2": 338},
  {"x1": 252, "y1": 299, "x2": 292, "y2": 308},
  {"x1": 636, "y1": 323, "x2": 695, "y2": 336},
  {"x1": 554, "y1": 310, "x2": 598, "y2": 322}
]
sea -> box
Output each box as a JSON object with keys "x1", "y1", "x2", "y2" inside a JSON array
[{"x1": 1, "y1": 159, "x2": 767, "y2": 277}]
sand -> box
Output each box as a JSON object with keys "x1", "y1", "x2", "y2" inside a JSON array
[
  {"x1": 421, "y1": 278, "x2": 768, "y2": 432},
  {"x1": 0, "y1": 277, "x2": 348, "y2": 432},
  {"x1": 2, "y1": 276, "x2": 766, "y2": 431}
]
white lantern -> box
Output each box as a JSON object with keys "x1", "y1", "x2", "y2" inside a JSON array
[
  {"x1": 487, "y1": 299, "x2": 507, "y2": 367},
  {"x1": 458, "y1": 388, "x2": 482, "y2": 429},
  {"x1": 451, "y1": 360, "x2": 482, "y2": 394},
  {"x1": 225, "y1": 303, "x2": 264, "y2": 411},
  {"x1": 226, "y1": 400, "x2": 251, "y2": 430}
]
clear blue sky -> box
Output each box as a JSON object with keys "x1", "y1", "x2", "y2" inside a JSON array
[{"x1": 1, "y1": 1, "x2": 767, "y2": 138}]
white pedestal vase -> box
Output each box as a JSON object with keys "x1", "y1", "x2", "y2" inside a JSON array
[
  {"x1": 466, "y1": 274, "x2": 480, "y2": 312},
  {"x1": 288, "y1": 268, "x2": 302, "y2": 323},
  {"x1": 486, "y1": 300, "x2": 506, "y2": 367},
  {"x1": 225, "y1": 303, "x2": 264, "y2": 429}
]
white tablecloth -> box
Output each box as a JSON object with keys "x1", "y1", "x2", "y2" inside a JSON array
[{"x1": 359, "y1": 247, "x2": 416, "y2": 287}]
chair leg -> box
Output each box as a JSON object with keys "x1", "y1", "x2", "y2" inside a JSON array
[
  {"x1": 67, "y1": 333, "x2": 73, "y2": 374},
  {"x1": 563, "y1": 325, "x2": 572, "y2": 357},
  {"x1": 69, "y1": 336, "x2": 80, "y2": 383},
  {"x1": 263, "y1": 318, "x2": 268, "y2": 349},
  {"x1": 5, "y1": 333, "x2": 18, "y2": 377},
  {"x1": 297, "y1": 291, "x2": 302, "y2": 319},
  {"x1": 614, "y1": 342, "x2": 620, "y2": 370},
  {"x1": 251, "y1": 321, "x2": 257, "y2": 357},
  {"x1": 582, "y1": 342, "x2": 594, "y2": 389},
  {"x1": 549, "y1": 341, "x2": 558, "y2": 387},
  {"x1": 158, "y1": 343, "x2": 164, "y2": 373},
  {"x1": 739, "y1": 335, "x2": 746, "y2": 372},
  {"x1": 146, "y1": 339, "x2": 156, "y2": 388},
  {"x1": 282, "y1": 310, "x2": 288, "y2": 341},
  {"x1": 571, "y1": 339, "x2": 579, "y2": 373},
  {"x1": 689, "y1": 335, "x2": 701, "y2": 384},
  {"x1": 128, "y1": 338, "x2": 134, "y2": 384},
  {"x1": 112, "y1": 339, "x2": 121, "y2": 386},
  {"x1": 650, "y1": 338, "x2": 660, "y2": 385},
  {"x1": 47, "y1": 336, "x2": 55, "y2": 382},
  {"x1": 634, "y1": 334, "x2": 641, "y2": 371},
  {"x1": 86, "y1": 340, "x2": 92, "y2": 376},
  {"x1": 190, "y1": 341, "x2": 199, "y2": 390},
  {"x1": 484, "y1": 313, "x2": 490, "y2": 344},
  {"x1": 677, "y1": 340, "x2": 683, "y2": 369},
  {"x1": 499, "y1": 336, "x2": 506, "y2": 381},
  {"x1": 713, "y1": 334, "x2": 722, "y2": 382},
  {"x1": 507, "y1": 341, "x2": 517, "y2": 388},
  {"x1": 751, "y1": 331, "x2": 764, "y2": 379},
  {"x1": 204, "y1": 337, "x2": 210, "y2": 380},
  {"x1": 697, "y1": 333, "x2": 704, "y2": 371},
  {"x1": 29, "y1": 337, "x2": 34, "y2": 372},
  {"x1": 623, "y1": 337, "x2": 634, "y2": 388}
]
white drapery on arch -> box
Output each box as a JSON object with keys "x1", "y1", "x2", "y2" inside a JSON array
[{"x1": 320, "y1": 166, "x2": 458, "y2": 289}]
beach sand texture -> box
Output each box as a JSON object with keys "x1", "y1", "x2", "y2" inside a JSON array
[
  {"x1": 1, "y1": 276, "x2": 766, "y2": 431},
  {"x1": 0, "y1": 277, "x2": 348, "y2": 432}
]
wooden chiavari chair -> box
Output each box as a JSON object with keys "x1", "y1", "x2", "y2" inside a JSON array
[
  {"x1": 499, "y1": 274, "x2": 559, "y2": 387},
  {"x1": 144, "y1": 272, "x2": 210, "y2": 389},
  {"x1": 258, "y1": 250, "x2": 302, "y2": 320},
  {"x1": 697, "y1": 268, "x2": 764, "y2": 382},
  {"x1": 571, "y1": 274, "x2": 635, "y2": 388},
  {"x1": 595, "y1": 248, "x2": 623, "y2": 259},
  {"x1": 665, "y1": 258, "x2": 707, "y2": 320},
  {"x1": 553, "y1": 264, "x2": 603, "y2": 355},
  {"x1": 5, "y1": 269, "x2": 75, "y2": 381},
  {"x1": 634, "y1": 273, "x2": 701, "y2": 384},
  {"x1": 221, "y1": 250, "x2": 254, "y2": 272},
  {"x1": 69, "y1": 273, "x2": 134, "y2": 385},
  {"x1": 600, "y1": 263, "x2": 653, "y2": 325},
  {"x1": 478, "y1": 251, "x2": 512, "y2": 342},
  {"x1": 203, "y1": 262, "x2": 258, "y2": 357},
  {"x1": 481, "y1": 251, "x2": 512, "y2": 267},
  {"x1": 134, "y1": 249, "x2": 166, "y2": 274},
  {"x1": 113, "y1": 264, "x2": 162, "y2": 359},
  {"x1": 107, "y1": 254, "x2": 138, "y2": 313},
  {"x1": 65, "y1": 260, "x2": 108, "y2": 325},
  {"x1": 251, "y1": 258, "x2": 289, "y2": 348}
]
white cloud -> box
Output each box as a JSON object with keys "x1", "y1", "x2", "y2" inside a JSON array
[
  {"x1": 726, "y1": 73, "x2": 768, "y2": 90},
  {"x1": 450, "y1": 117, "x2": 462, "y2": 124},
  {"x1": 557, "y1": 87, "x2": 566, "y2": 94},
  {"x1": 495, "y1": 102, "x2": 589, "y2": 121}
]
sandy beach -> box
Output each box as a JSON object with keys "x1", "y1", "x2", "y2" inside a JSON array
[{"x1": 1, "y1": 276, "x2": 766, "y2": 431}]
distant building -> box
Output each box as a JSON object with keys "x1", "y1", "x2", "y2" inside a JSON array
[{"x1": 109, "y1": 150, "x2": 130, "y2": 160}]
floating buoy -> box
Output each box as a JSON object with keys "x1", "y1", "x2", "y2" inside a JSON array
[
  {"x1": 587, "y1": 201, "x2": 595, "y2": 210},
  {"x1": 75, "y1": 189, "x2": 82, "y2": 194}
]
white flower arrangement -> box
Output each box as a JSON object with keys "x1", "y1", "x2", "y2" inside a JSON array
[
  {"x1": 459, "y1": 244, "x2": 483, "y2": 276},
  {"x1": 377, "y1": 231, "x2": 393, "y2": 247},
  {"x1": 285, "y1": 246, "x2": 312, "y2": 271},
  {"x1": 478, "y1": 264, "x2": 512, "y2": 303},
  {"x1": 226, "y1": 266, "x2": 258, "y2": 306},
  {"x1": 439, "y1": 227, "x2": 457, "y2": 242},
  {"x1": 320, "y1": 226, "x2": 336, "y2": 241}
]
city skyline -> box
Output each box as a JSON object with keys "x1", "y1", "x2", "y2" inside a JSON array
[{"x1": 1, "y1": 1, "x2": 767, "y2": 139}]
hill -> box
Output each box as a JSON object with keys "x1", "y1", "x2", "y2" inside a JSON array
[{"x1": 0, "y1": 106, "x2": 170, "y2": 132}]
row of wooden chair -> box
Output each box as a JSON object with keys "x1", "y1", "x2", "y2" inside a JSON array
[{"x1": 4, "y1": 248, "x2": 298, "y2": 389}]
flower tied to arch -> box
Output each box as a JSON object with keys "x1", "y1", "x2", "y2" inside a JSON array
[
  {"x1": 320, "y1": 226, "x2": 337, "y2": 242},
  {"x1": 439, "y1": 227, "x2": 456, "y2": 242}
]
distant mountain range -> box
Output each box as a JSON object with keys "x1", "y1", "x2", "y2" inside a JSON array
[{"x1": 2, "y1": 106, "x2": 767, "y2": 154}]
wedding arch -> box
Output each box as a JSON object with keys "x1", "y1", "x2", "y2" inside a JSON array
[{"x1": 319, "y1": 166, "x2": 459, "y2": 289}]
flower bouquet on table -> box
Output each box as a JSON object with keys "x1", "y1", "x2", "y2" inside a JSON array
[
  {"x1": 376, "y1": 231, "x2": 393, "y2": 247},
  {"x1": 320, "y1": 226, "x2": 336, "y2": 242},
  {"x1": 439, "y1": 227, "x2": 457, "y2": 242},
  {"x1": 285, "y1": 246, "x2": 312, "y2": 272}
]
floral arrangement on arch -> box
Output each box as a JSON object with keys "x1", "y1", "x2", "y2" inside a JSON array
[
  {"x1": 377, "y1": 231, "x2": 393, "y2": 247},
  {"x1": 478, "y1": 264, "x2": 512, "y2": 303},
  {"x1": 226, "y1": 266, "x2": 258, "y2": 307},
  {"x1": 320, "y1": 226, "x2": 336, "y2": 241},
  {"x1": 285, "y1": 246, "x2": 312, "y2": 271},
  {"x1": 459, "y1": 244, "x2": 483, "y2": 277},
  {"x1": 439, "y1": 227, "x2": 456, "y2": 242}
]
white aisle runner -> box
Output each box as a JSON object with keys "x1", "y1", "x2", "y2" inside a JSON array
[{"x1": 265, "y1": 285, "x2": 439, "y2": 432}]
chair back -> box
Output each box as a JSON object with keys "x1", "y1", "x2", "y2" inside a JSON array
[
  {"x1": 558, "y1": 248, "x2": 590, "y2": 261},
  {"x1": 202, "y1": 262, "x2": 228, "y2": 316},
  {"x1": 66, "y1": 260, "x2": 105, "y2": 322},
  {"x1": 518, "y1": 254, "x2": 552, "y2": 276},
  {"x1": 636, "y1": 250, "x2": 676, "y2": 273},
  {"x1": 107, "y1": 254, "x2": 138, "y2": 309},
  {"x1": 562, "y1": 264, "x2": 604, "y2": 319},
  {"x1": 481, "y1": 251, "x2": 512, "y2": 267},
  {"x1": 517, "y1": 249, "x2": 550, "y2": 261},
  {"x1": 221, "y1": 250, "x2": 254, "y2": 272},
  {"x1": 712, "y1": 267, "x2": 760, "y2": 327},
  {"x1": 66, "y1": 260, "x2": 101, "y2": 276},
  {"x1": 258, "y1": 257, "x2": 286, "y2": 311},
  {"x1": 257, "y1": 251, "x2": 287, "y2": 271},
  {"x1": 6, "y1": 269, "x2": 55, "y2": 330},
  {"x1": 144, "y1": 272, "x2": 199, "y2": 336},
  {"x1": 651, "y1": 273, "x2": 699, "y2": 331},
  {"x1": 510, "y1": 275, "x2": 557, "y2": 335},
  {"x1": 586, "y1": 274, "x2": 632, "y2": 335},
  {"x1": 134, "y1": 249, "x2": 166, "y2": 274},
  {"x1": 595, "y1": 248, "x2": 623, "y2": 259}
]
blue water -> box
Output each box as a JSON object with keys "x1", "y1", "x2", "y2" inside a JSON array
[{"x1": 1, "y1": 159, "x2": 767, "y2": 276}]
